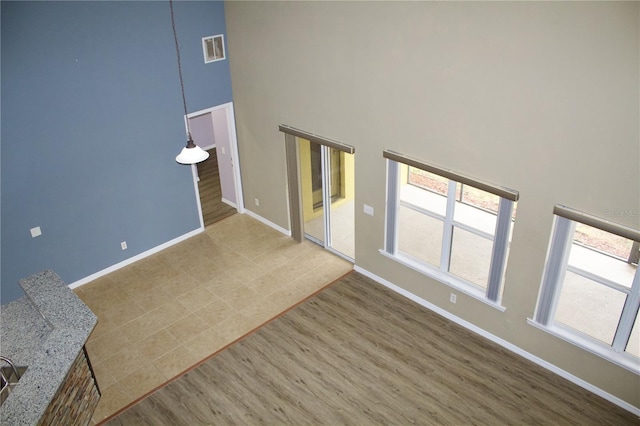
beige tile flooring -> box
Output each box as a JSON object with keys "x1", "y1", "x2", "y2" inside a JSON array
[{"x1": 73, "y1": 214, "x2": 353, "y2": 425}]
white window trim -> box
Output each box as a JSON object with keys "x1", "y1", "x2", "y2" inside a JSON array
[
  {"x1": 527, "y1": 319, "x2": 640, "y2": 374},
  {"x1": 379, "y1": 249, "x2": 506, "y2": 311},
  {"x1": 532, "y1": 208, "x2": 640, "y2": 371},
  {"x1": 202, "y1": 34, "x2": 226, "y2": 64},
  {"x1": 566, "y1": 264, "x2": 632, "y2": 294},
  {"x1": 383, "y1": 154, "x2": 518, "y2": 308}
]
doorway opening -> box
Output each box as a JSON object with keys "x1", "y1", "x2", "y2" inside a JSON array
[
  {"x1": 186, "y1": 102, "x2": 244, "y2": 228},
  {"x1": 280, "y1": 125, "x2": 355, "y2": 262},
  {"x1": 196, "y1": 149, "x2": 236, "y2": 226},
  {"x1": 300, "y1": 139, "x2": 355, "y2": 260}
]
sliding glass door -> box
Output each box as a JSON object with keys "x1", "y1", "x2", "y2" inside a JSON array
[{"x1": 300, "y1": 139, "x2": 355, "y2": 260}]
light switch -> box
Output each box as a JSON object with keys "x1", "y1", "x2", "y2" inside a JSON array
[{"x1": 30, "y1": 226, "x2": 42, "y2": 238}]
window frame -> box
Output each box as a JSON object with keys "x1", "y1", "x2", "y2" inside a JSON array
[
  {"x1": 382, "y1": 150, "x2": 519, "y2": 308},
  {"x1": 532, "y1": 205, "x2": 640, "y2": 373}
]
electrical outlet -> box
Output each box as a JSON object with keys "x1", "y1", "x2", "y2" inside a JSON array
[
  {"x1": 450, "y1": 293, "x2": 457, "y2": 304},
  {"x1": 254, "y1": 198, "x2": 260, "y2": 207},
  {"x1": 121, "y1": 241, "x2": 127, "y2": 250}
]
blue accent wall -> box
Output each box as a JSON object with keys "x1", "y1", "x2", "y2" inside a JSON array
[{"x1": 1, "y1": 1, "x2": 232, "y2": 303}]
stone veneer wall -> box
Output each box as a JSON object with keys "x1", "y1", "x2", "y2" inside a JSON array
[{"x1": 38, "y1": 348, "x2": 100, "y2": 426}]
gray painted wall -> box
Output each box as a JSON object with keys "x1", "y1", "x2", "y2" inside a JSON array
[{"x1": 1, "y1": 1, "x2": 232, "y2": 302}]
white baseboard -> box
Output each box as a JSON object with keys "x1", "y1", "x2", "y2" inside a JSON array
[
  {"x1": 68, "y1": 227, "x2": 205, "y2": 289},
  {"x1": 221, "y1": 197, "x2": 237, "y2": 209},
  {"x1": 353, "y1": 265, "x2": 640, "y2": 417},
  {"x1": 243, "y1": 209, "x2": 291, "y2": 236},
  {"x1": 69, "y1": 209, "x2": 286, "y2": 291}
]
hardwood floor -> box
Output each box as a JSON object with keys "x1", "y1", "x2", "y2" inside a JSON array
[
  {"x1": 106, "y1": 272, "x2": 638, "y2": 425},
  {"x1": 197, "y1": 148, "x2": 237, "y2": 226}
]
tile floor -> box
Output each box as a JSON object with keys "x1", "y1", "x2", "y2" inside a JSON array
[{"x1": 73, "y1": 214, "x2": 353, "y2": 425}]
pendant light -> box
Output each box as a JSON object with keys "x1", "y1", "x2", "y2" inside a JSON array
[{"x1": 170, "y1": 0, "x2": 209, "y2": 165}]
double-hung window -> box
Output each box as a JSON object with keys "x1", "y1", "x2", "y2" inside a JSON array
[
  {"x1": 532, "y1": 205, "x2": 640, "y2": 371},
  {"x1": 382, "y1": 150, "x2": 519, "y2": 307}
]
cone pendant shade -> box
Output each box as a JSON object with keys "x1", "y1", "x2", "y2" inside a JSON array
[
  {"x1": 175, "y1": 137, "x2": 209, "y2": 164},
  {"x1": 170, "y1": 0, "x2": 209, "y2": 166}
]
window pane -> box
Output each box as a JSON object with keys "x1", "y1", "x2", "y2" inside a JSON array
[
  {"x1": 449, "y1": 227, "x2": 492, "y2": 288},
  {"x1": 574, "y1": 222, "x2": 634, "y2": 260},
  {"x1": 555, "y1": 271, "x2": 626, "y2": 345},
  {"x1": 459, "y1": 183, "x2": 501, "y2": 215},
  {"x1": 301, "y1": 140, "x2": 325, "y2": 244},
  {"x1": 329, "y1": 149, "x2": 355, "y2": 259},
  {"x1": 400, "y1": 179, "x2": 447, "y2": 217},
  {"x1": 454, "y1": 199, "x2": 497, "y2": 236},
  {"x1": 398, "y1": 205, "x2": 442, "y2": 267},
  {"x1": 568, "y1": 237, "x2": 636, "y2": 289},
  {"x1": 625, "y1": 310, "x2": 640, "y2": 357},
  {"x1": 407, "y1": 166, "x2": 448, "y2": 196}
]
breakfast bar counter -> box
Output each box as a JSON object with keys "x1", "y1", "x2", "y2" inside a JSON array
[{"x1": 0, "y1": 270, "x2": 100, "y2": 425}]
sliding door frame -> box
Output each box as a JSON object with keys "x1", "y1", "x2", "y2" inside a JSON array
[{"x1": 279, "y1": 125, "x2": 355, "y2": 256}]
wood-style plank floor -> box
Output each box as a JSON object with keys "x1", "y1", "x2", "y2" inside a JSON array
[
  {"x1": 106, "y1": 272, "x2": 638, "y2": 425},
  {"x1": 197, "y1": 148, "x2": 237, "y2": 227}
]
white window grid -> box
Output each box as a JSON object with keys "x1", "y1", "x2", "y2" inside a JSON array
[
  {"x1": 383, "y1": 157, "x2": 517, "y2": 306},
  {"x1": 533, "y1": 207, "x2": 640, "y2": 371}
]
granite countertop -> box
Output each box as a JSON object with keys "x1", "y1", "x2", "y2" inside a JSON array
[{"x1": 0, "y1": 269, "x2": 98, "y2": 425}]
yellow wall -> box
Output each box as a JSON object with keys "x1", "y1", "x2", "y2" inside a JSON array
[
  {"x1": 298, "y1": 138, "x2": 318, "y2": 222},
  {"x1": 298, "y1": 138, "x2": 355, "y2": 222},
  {"x1": 343, "y1": 151, "x2": 355, "y2": 200}
]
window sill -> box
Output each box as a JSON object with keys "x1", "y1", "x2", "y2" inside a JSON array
[
  {"x1": 379, "y1": 249, "x2": 506, "y2": 312},
  {"x1": 527, "y1": 319, "x2": 640, "y2": 374}
]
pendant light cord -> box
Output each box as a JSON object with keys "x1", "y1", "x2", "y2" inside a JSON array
[{"x1": 169, "y1": 0, "x2": 193, "y2": 142}]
